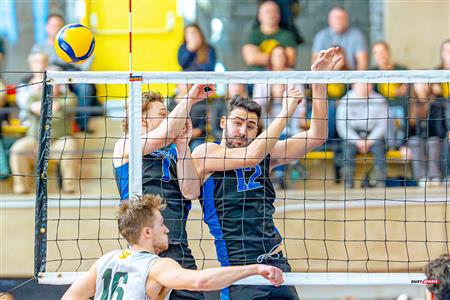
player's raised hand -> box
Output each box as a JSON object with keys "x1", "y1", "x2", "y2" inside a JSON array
[
  {"x1": 258, "y1": 265, "x2": 284, "y2": 287},
  {"x1": 188, "y1": 84, "x2": 216, "y2": 103},
  {"x1": 311, "y1": 47, "x2": 341, "y2": 71},
  {"x1": 282, "y1": 87, "x2": 303, "y2": 116}
]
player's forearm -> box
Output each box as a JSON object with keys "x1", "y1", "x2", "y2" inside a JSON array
[
  {"x1": 176, "y1": 143, "x2": 201, "y2": 199},
  {"x1": 166, "y1": 98, "x2": 193, "y2": 138},
  {"x1": 190, "y1": 264, "x2": 259, "y2": 291},
  {"x1": 247, "y1": 110, "x2": 289, "y2": 161},
  {"x1": 307, "y1": 84, "x2": 328, "y2": 145}
]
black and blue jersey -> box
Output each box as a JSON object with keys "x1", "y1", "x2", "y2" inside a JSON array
[
  {"x1": 113, "y1": 144, "x2": 195, "y2": 269},
  {"x1": 200, "y1": 155, "x2": 282, "y2": 266}
]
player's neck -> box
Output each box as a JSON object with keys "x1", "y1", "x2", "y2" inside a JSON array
[{"x1": 130, "y1": 244, "x2": 157, "y2": 255}]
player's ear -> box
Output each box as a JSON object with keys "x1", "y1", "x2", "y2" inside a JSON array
[
  {"x1": 220, "y1": 116, "x2": 226, "y2": 129},
  {"x1": 142, "y1": 226, "x2": 152, "y2": 239}
]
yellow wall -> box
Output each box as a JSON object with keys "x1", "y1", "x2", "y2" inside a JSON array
[
  {"x1": 384, "y1": 0, "x2": 450, "y2": 69},
  {"x1": 84, "y1": 0, "x2": 184, "y2": 97}
]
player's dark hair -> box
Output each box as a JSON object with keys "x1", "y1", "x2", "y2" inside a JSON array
[
  {"x1": 227, "y1": 95, "x2": 262, "y2": 119},
  {"x1": 423, "y1": 253, "x2": 450, "y2": 300}
]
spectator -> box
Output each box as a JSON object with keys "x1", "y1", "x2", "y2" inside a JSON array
[
  {"x1": 433, "y1": 39, "x2": 450, "y2": 182},
  {"x1": 242, "y1": 0, "x2": 297, "y2": 71},
  {"x1": 336, "y1": 83, "x2": 388, "y2": 188},
  {"x1": 256, "y1": 0, "x2": 304, "y2": 45},
  {"x1": 0, "y1": 80, "x2": 9, "y2": 179},
  {"x1": 0, "y1": 37, "x2": 4, "y2": 73},
  {"x1": 423, "y1": 254, "x2": 450, "y2": 300},
  {"x1": 406, "y1": 83, "x2": 446, "y2": 186},
  {"x1": 252, "y1": 46, "x2": 307, "y2": 186},
  {"x1": 312, "y1": 6, "x2": 368, "y2": 70},
  {"x1": 16, "y1": 52, "x2": 48, "y2": 124},
  {"x1": 371, "y1": 41, "x2": 409, "y2": 150},
  {"x1": 178, "y1": 23, "x2": 216, "y2": 72},
  {"x1": 177, "y1": 23, "x2": 216, "y2": 97},
  {"x1": 31, "y1": 13, "x2": 97, "y2": 133},
  {"x1": 9, "y1": 65, "x2": 79, "y2": 194}
]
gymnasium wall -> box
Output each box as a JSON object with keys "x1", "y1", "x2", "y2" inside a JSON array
[{"x1": 384, "y1": 1, "x2": 450, "y2": 69}]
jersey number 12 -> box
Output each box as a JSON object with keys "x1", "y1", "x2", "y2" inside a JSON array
[
  {"x1": 100, "y1": 268, "x2": 128, "y2": 300},
  {"x1": 235, "y1": 165, "x2": 263, "y2": 192}
]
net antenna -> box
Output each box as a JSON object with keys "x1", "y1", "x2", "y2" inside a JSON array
[{"x1": 128, "y1": 0, "x2": 143, "y2": 197}]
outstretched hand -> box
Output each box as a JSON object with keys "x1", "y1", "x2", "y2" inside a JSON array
[
  {"x1": 187, "y1": 84, "x2": 216, "y2": 103},
  {"x1": 311, "y1": 47, "x2": 341, "y2": 71},
  {"x1": 282, "y1": 87, "x2": 303, "y2": 115}
]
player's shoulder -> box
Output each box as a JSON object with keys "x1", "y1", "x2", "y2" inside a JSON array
[{"x1": 113, "y1": 136, "x2": 128, "y2": 166}]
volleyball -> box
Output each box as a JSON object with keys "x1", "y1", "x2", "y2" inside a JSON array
[{"x1": 54, "y1": 23, "x2": 95, "y2": 64}]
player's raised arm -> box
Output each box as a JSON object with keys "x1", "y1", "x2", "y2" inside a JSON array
[
  {"x1": 113, "y1": 84, "x2": 215, "y2": 167},
  {"x1": 149, "y1": 257, "x2": 283, "y2": 292},
  {"x1": 270, "y1": 47, "x2": 341, "y2": 169},
  {"x1": 61, "y1": 262, "x2": 97, "y2": 300},
  {"x1": 192, "y1": 91, "x2": 301, "y2": 178},
  {"x1": 174, "y1": 119, "x2": 201, "y2": 200}
]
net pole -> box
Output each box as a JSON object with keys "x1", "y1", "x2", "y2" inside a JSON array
[
  {"x1": 34, "y1": 73, "x2": 51, "y2": 277},
  {"x1": 127, "y1": 0, "x2": 143, "y2": 197}
]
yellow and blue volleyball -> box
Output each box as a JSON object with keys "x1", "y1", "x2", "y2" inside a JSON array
[{"x1": 54, "y1": 23, "x2": 95, "y2": 64}]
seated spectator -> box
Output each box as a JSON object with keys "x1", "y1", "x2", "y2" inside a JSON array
[
  {"x1": 0, "y1": 36, "x2": 4, "y2": 73},
  {"x1": 432, "y1": 39, "x2": 450, "y2": 99},
  {"x1": 242, "y1": 0, "x2": 297, "y2": 71},
  {"x1": 16, "y1": 52, "x2": 48, "y2": 125},
  {"x1": 433, "y1": 39, "x2": 450, "y2": 182},
  {"x1": 252, "y1": 46, "x2": 307, "y2": 186},
  {"x1": 0, "y1": 79, "x2": 9, "y2": 179},
  {"x1": 9, "y1": 67, "x2": 79, "y2": 194},
  {"x1": 256, "y1": 0, "x2": 304, "y2": 45},
  {"x1": 312, "y1": 6, "x2": 368, "y2": 70},
  {"x1": 423, "y1": 254, "x2": 450, "y2": 300},
  {"x1": 371, "y1": 41, "x2": 409, "y2": 149},
  {"x1": 405, "y1": 83, "x2": 446, "y2": 186},
  {"x1": 336, "y1": 83, "x2": 388, "y2": 188},
  {"x1": 177, "y1": 23, "x2": 216, "y2": 97},
  {"x1": 31, "y1": 13, "x2": 97, "y2": 133}
]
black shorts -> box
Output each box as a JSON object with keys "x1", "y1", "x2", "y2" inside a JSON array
[
  {"x1": 159, "y1": 242, "x2": 197, "y2": 269},
  {"x1": 222, "y1": 256, "x2": 299, "y2": 300}
]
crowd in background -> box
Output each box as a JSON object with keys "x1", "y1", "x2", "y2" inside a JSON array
[{"x1": 0, "y1": 1, "x2": 449, "y2": 193}]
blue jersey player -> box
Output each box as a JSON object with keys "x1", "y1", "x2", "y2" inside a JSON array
[
  {"x1": 113, "y1": 84, "x2": 214, "y2": 300},
  {"x1": 192, "y1": 47, "x2": 341, "y2": 299}
]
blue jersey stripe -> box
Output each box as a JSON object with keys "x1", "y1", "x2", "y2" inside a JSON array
[
  {"x1": 201, "y1": 176, "x2": 230, "y2": 300},
  {"x1": 114, "y1": 162, "x2": 129, "y2": 200}
]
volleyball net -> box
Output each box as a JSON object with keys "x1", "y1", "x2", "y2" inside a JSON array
[{"x1": 34, "y1": 70, "x2": 450, "y2": 286}]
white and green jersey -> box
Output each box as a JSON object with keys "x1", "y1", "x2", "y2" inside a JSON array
[{"x1": 94, "y1": 249, "x2": 167, "y2": 300}]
